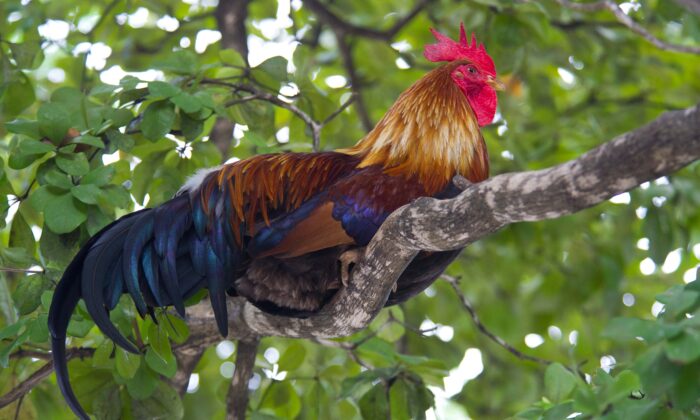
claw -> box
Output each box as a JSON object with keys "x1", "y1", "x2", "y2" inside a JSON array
[{"x1": 338, "y1": 248, "x2": 364, "y2": 287}]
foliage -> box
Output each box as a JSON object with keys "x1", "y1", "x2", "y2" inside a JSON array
[{"x1": 0, "y1": 0, "x2": 699, "y2": 419}]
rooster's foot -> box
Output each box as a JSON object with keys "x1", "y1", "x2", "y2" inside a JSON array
[{"x1": 338, "y1": 248, "x2": 364, "y2": 287}]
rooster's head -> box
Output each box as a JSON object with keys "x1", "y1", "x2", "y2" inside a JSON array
[{"x1": 424, "y1": 23, "x2": 504, "y2": 126}]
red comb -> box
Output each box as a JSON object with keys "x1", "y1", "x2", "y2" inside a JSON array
[{"x1": 423, "y1": 23, "x2": 496, "y2": 76}]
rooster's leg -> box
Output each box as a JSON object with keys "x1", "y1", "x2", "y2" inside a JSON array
[
  {"x1": 338, "y1": 248, "x2": 397, "y2": 292},
  {"x1": 338, "y1": 248, "x2": 363, "y2": 288}
]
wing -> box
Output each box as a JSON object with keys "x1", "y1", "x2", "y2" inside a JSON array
[{"x1": 248, "y1": 165, "x2": 434, "y2": 260}]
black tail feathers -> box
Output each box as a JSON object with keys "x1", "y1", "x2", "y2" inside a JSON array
[{"x1": 48, "y1": 192, "x2": 240, "y2": 418}]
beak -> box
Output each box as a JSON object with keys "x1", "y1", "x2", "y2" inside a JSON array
[{"x1": 487, "y1": 76, "x2": 506, "y2": 91}]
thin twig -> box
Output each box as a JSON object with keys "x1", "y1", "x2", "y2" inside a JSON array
[
  {"x1": 303, "y1": 0, "x2": 433, "y2": 41},
  {"x1": 441, "y1": 275, "x2": 552, "y2": 366},
  {"x1": 557, "y1": 0, "x2": 700, "y2": 55},
  {"x1": 216, "y1": 81, "x2": 354, "y2": 152},
  {"x1": 0, "y1": 348, "x2": 95, "y2": 408},
  {"x1": 336, "y1": 36, "x2": 373, "y2": 132},
  {"x1": 0, "y1": 268, "x2": 44, "y2": 274},
  {"x1": 321, "y1": 93, "x2": 357, "y2": 126},
  {"x1": 303, "y1": 0, "x2": 434, "y2": 132},
  {"x1": 13, "y1": 395, "x2": 23, "y2": 420}
]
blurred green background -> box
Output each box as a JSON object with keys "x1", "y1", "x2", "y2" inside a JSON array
[{"x1": 1, "y1": 0, "x2": 699, "y2": 418}]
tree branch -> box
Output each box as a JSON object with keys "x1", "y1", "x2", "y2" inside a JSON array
[
  {"x1": 179, "y1": 103, "x2": 699, "y2": 342},
  {"x1": 210, "y1": 0, "x2": 250, "y2": 160},
  {"x1": 557, "y1": 0, "x2": 700, "y2": 54},
  {"x1": 302, "y1": 0, "x2": 434, "y2": 132},
  {"x1": 302, "y1": 0, "x2": 433, "y2": 41},
  {"x1": 0, "y1": 348, "x2": 95, "y2": 408},
  {"x1": 226, "y1": 337, "x2": 260, "y2": 420},
  {"x1": 442, "y1": 274, "x2": 552, "y2": 366}
]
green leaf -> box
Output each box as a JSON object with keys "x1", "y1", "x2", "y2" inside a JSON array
[
  {"x1": 147, "y1": 321, "x2": 173, "y2": 361},
  {"x1": 545, "y1": 363, "x2": 578, "y2": 403},
  {"x1": 29, "y1": 185, "x2": 63, "y2": 211},
  {"x1": 43, "y1": 168, "x2": 73, "y2": 190},
  {"x1": 149, "y1": 81, "x2": 181, "y2": 98},
  {"x1": 145, "y1": 347, "x2": 178, "y2": 378},
  {"x1": 0, "y1": 329, "x2": 30, "y2": 368},
  {"x1": 67, "y1": 314, "x2": 94, "y2": 338},
  {"x1": 602, "y1": 317, "x2": 666, "y2": 343},
  {"x1": 131, "y1": 382, "x2": 183, "y2": 420},
  {"x1": 670, "y1": 364, "x2": 700, "y2": 410},
  {"x1": 99, "y1": 185, "x2": 130, "y2": 209},
  {"x1": 170, "y1": 92, "x2": 202, "y2": 114},
  {"x1": 180, "y1": 112, "x2": 203, "y2": 141},
  {"x1": 92, "y1": 385, "x2": 122, "y2": 420},
  {"x1": 71, "y1": 184, "x2": 103, "y2": 204},
  {"x1": 104, "y1": 107, "x2": 134, "y2": 128},
  {"x1": 260, "y1": 381, "x2": 301, "y2": 417},
  {"x1": 252, "y1": 56, "x2": 288, "y2": 88},
  {"x1": 106, "y1": 129, "x2": 134, "y2": 152},
  {"x1": 56, "y1": 151, "x2": 90, "y2": 176},
  {"x1": 28, "y1": 314, "x2": 49, "y2": 343},
  {"x1": 71, "y1": 367, "x2": 113, "y2": 413},
  {"x1": 604, "y1": 370, "x2": 641, "y2": 405},
  {"x1": 115, "y1": 347, "x2": 141, "y2": 379},
  {"x1": 126, "y1": 362, "x2": 159, "y2": 400},
  {"x1": 82, "y1": 165, "x2": 115, "y2": 186},
  {"x1": 1, "y1": 73, "x2": 35, "y2": 117},
  {"x1": 341, "y1": 367, "x2": 398, "y2": 398},
  {"x1": 0, "y1": 319, "x2": 27, "y2": 341},
  {"x1": 141, "y1": 100, "x2": 176, "y2": 140},
  {"x1": 40, "y1": 228, "x2": 80, "y2": 266},
  {"x1": 9, "y1": 207, "x2": 35, "y2": 254},
  {"x1": 154, "y1": 50, "x2": 198, "y2": 75},
  {"x1": 92, "y1": 340, "x2": 115, "y2": 368},
  {"x1": 38, "y1": 102, "x2": 73, "y2": 144},
  {"x1": 643, "y1": 206, "x2": 675, "y2": 265},
  {"x1": 219, "y1": 49, "x2": 247, "y2": 67},
  {"x1": 160, "y1": 313, "x2": 189, "y2": 344},
  {"x1": 120, "y1": 76, "x2": 140, "y2": 90},
  {"x1": 43, "y1": 193, "x2": 87, "y2": 234},
  {"x1": 665, "y1": 329, "x2": 700, "y2": 363},
  {"x1": 359, "y1": 383, "x2": 389, "y2": 420},
  {"x1": 278, "y1": 342, "x2": 306, "y2": 372},
  {"x1": 71, "y1": 135, "x2": 105, "y2": 148},
  {"x1": 390, "y1": 376, "x2": 433, "y2": 420},
  {"x1": 5, "y1": 119, "x2": 40, "y2": 138},
  {"x1": 12, "y1": 275, "x2": 52, "y2": 315},
  {"x1": 656, "y1": 286, "x2": 700, "y2": 318},
  {"x1": 119, "y1": 87, "x2": 149, "y2": 105},
  {"x1": 9, "y1": 40, "x2": 44, "y2": 69},
  {"x1": 18, "y1": 138, "x2": 55, "y2": 155}
]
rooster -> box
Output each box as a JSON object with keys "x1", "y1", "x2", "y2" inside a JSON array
[{"x1": 48, "y1": 24, "x2": 503, "y2": 418}]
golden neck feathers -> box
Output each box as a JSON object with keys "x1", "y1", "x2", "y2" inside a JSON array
[{"x1": 340, "y1": 63, "x2": 489, "y2": 194}]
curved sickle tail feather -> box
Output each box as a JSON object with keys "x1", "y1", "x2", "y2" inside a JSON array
[
  {"x1": 48, "y1": 213, "x2": 140, "y2": 420},
  {"x1": 48, "y1": 191, "x2": 239, "y2": 419}
]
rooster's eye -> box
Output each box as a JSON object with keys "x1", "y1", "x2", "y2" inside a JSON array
[{"x1": 467, "y1": 67, "x2": 477, "y2": 74}]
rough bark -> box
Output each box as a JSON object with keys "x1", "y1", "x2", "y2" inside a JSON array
[
  {"x1": 178, "y1": 103, "x2": 699, "y2": 342},
  {"x1": 225, "y1": 337, "x2": 260, "y2": 420},
  {"x1": 211, "y1": 0, "x2": 250, "y2": 159}
]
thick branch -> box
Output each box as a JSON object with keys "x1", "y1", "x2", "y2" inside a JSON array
[{"x1": 181, "y1": 103, "x2": 699, "y2": 341}]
